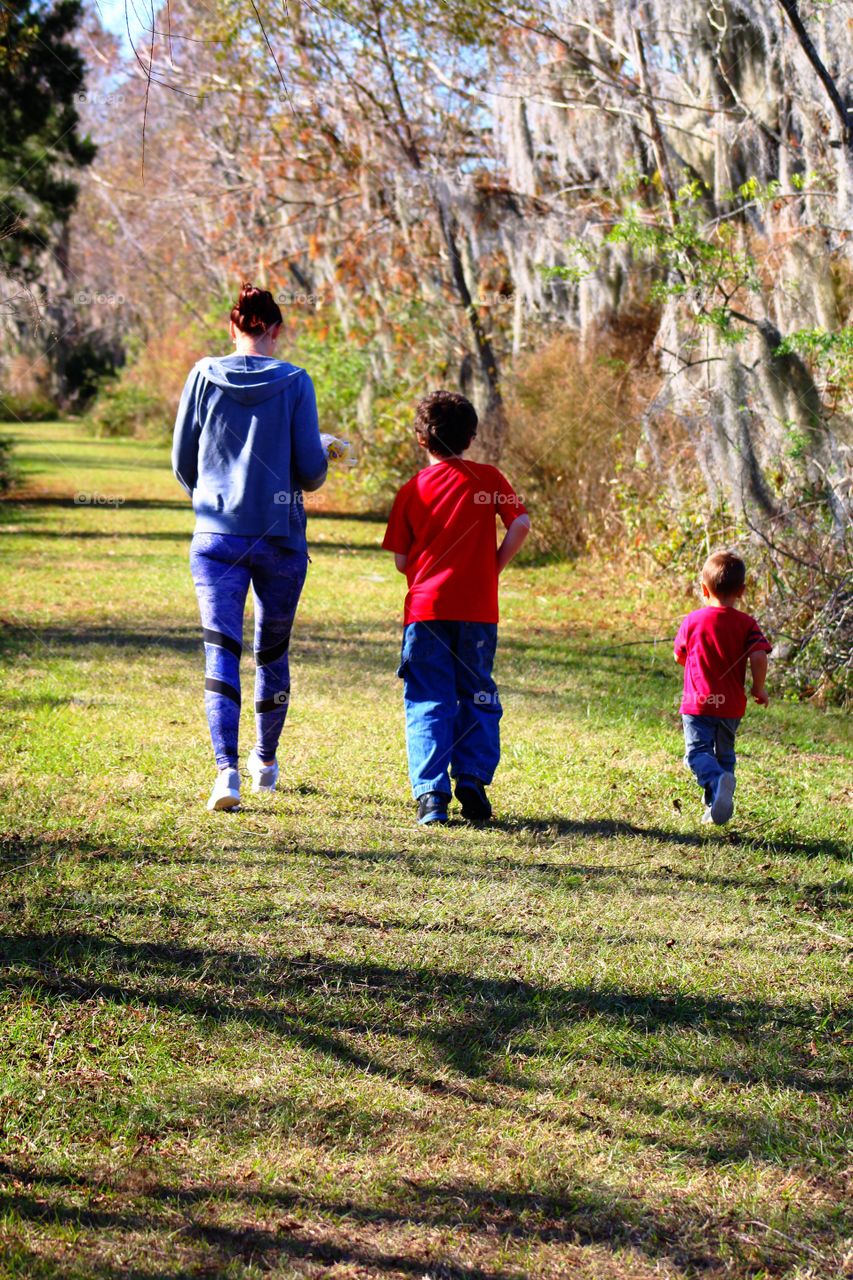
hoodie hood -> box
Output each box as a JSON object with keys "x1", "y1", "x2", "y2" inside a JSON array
[{"x1": 197, "y1": 355, "x2": 304, "y2": 407}]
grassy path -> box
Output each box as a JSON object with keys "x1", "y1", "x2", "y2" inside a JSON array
[{"x1": 0, "y1": 421, "x2": 850, "y2": 1279}]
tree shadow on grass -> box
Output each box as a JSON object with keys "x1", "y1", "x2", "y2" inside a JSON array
[
  {"x1": 1, "y1": 931, "x2": 848, "y2": 1102},
  {"x1": 492, "y1": 814, "x2": 853, "y2": 862},
  {"x1": 0, "y1": 528, "x2": 190, "y2": 541},
  {"x1": 0, "y1": 1159, "x2": 846, "y2": 1278},
  {"x1": 0, "y1": 617, "x2": 399, "y2": 670},
  {"x1": 0, "y1": 621, "x2": 201, "y2": 656},
  {"x1": 3, "y1": 495, "x2": 188, "y2": 509},
  {"x1": 1, "y1": 830, "x2": 844, "y2": 905}
]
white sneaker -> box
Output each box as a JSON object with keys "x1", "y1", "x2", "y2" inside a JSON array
[
  {"x1": 247, "y1": 749, "x2": 279, "y2": 793},
  {"x1": 710, "y1": 772, "x2": 736, "y2": 825},
  {"x1": 207, "y1": 768, "x2": 241, "y2": 811}
]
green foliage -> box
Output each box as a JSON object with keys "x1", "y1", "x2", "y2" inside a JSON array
[
  {"x1": 286, "y1": 320, "x2": 369, "y2": 437},
  {"x1": 0, "y1": 392, "x2": 58, "y2": 423},
  {"x1": 775, "y1": 327, "x2": 853, "y2": 408},
  {"x1": 0, "y1": 0, "x2": 96, "y2": 278},
  {"x1": 782, "y1": 417, "x2": 810, "y2": 462},
  {"x1": 88, "y1": 381, "x2": 167, "y2": 439},
  {"x1": 608, "y1": 183, "x2": 762, "y2": 339},
  {"x1": 285, "y1": 305, "x2": 446, "y2": 509},
  {"x1": 539, "y1": 237, "x2": 599, "y2": 286},
  {"x1": 0, "y1": 433, "x2": 15, "y2": 492},
  {"x1": 63, "y1": 336, "x2": 120, "y2": 406},
  {"x1": 613, "y1": 467, "x2": 851, "y2": 705}
]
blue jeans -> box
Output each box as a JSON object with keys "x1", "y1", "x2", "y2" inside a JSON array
[
  {"x1": 190, "y1": 534, "x2": 308, "y2": 770},
  {"x1": 682, "y1": 713, "x2": 740, "y2": 804},
  {"x1": 398, "y1": 621, "x2": 502, "y2": 799}
]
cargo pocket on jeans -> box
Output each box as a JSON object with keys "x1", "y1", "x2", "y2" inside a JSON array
[{"x1": 397, "y1": 623, "x2": 440, "y2": 678}]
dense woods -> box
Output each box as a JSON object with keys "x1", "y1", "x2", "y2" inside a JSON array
[{"x1": 1, "y1": 0, "x2": 851, "y2": 697}]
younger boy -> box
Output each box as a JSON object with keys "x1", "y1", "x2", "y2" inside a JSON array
[
  {"x1": 382, "y1": 391, "x2": 530, "y2": 825},
  {"x1": 675, "y1": 550, "x2": 771, "y2": 825}
]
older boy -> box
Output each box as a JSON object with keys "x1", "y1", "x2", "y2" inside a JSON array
[
  {"x1": 382, "y1": 391, "x2": 530, "y2": 825},
  {"x1": 675, "y1": 550, "x2": 771, "y2": 824}
]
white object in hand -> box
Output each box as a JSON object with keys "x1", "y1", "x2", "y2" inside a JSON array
[{"x1": 321, "y1": 433, "x2": 356, "y2": 465}]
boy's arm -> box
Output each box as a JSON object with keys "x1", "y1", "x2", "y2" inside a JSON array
[
  {"x1": 673, "y1": 617, "x2": 688, "y2": 666},
  {"x1": 749, "y1": 650, "x2": 769, "y2": 705},
  {"x1": 497, "y1": 514, "x2": 530, "y2": 574},
  {"x1": 381, "y1": 486, "x2": 412, "y2": 574}
]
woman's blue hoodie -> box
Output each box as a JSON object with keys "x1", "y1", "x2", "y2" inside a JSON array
[{"x1": 172, "y1": 354, "x2": 328, "y2": 539}]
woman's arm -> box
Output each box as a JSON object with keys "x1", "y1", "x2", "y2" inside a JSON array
[
  {"x1": 291, "y1": 373, "x2": 328, "y2": 492},
  {"x1": 172, "y1": 369, "x2": 203, "y2": 495},
  {"x1": 497, "y1": 514, "x2": 530, "y2": 574}
]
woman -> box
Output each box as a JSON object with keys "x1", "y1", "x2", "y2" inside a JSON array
[{"x1": 172, "y1": 283, "x2": 328, "y2": 810}]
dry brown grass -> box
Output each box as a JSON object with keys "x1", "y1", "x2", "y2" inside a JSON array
[{"x1": 504, "y1": 320, "x2": 656, "y2": 556}]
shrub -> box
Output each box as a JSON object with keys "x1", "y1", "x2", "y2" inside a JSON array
[
  {"x1": 612, "y1": 427, "x2": 852, "y2": 705},
  {"x1": 88, "y1": 381, "x2": 169, "y2": 438},
  {"x1": 503, "y1": 327, "x2": 652, "y2": 556},
  {"x1": 0, "y1": 353, "x2": 58, "y2": 421},
  {"x1": 0, "y1": 434, "x2": 15, "y2": 492},
  {"x1": 87, "y1": 309, "x2": 227, "y2": 439},
  {"x1": 0, "y1": 393, "x2": 58, "y2": 422},
  {"x1": 282, "y1": 306, "x2": 442, "y2": 512}
]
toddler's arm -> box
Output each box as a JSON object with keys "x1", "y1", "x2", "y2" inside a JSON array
[
  {"x1": 393, "y1": 553, "x2": 408, "y2": 574},
  {"x1": 497, "y1": 514, "x2": 530, "y2": 574},
  {"x1": 749, "y1": 650, "x2": 769, "y2": 705}
]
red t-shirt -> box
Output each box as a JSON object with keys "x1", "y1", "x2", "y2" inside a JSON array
[
  {"x1": 382, "y1": 459, "x2": 527, "y2": 624},
  {"x1": 674, "y1": 606, "x2": 771, "y2": 718}
]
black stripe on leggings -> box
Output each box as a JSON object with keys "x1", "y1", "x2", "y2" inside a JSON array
[
  {"x1": 205, "y1": 677, "x2": 241, "y2": 706},
  {"x1": 255, "y1": 690, "x2": 290, "y2": 714},
  {"x1": 255, "y1": 636, "x2": 290, "y2": 667},
  {"x1": 203, "y1": 628, "x2": 242, "y2": 658}
]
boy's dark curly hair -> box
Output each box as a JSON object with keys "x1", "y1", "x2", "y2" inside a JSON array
[{"x1": 414, "y1": 390, "x2": 478, "y2": 458}]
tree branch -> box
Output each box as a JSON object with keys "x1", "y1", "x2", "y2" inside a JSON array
[{"x1": 775, "y1": 0, "x2": 853, "y2": 151}]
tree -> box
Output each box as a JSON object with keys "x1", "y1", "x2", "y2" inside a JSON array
[{"x1": 0, "y1": 0, "x2": 96, "y2": 279}]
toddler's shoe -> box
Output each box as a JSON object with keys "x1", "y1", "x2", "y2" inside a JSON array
[
  {"x1": 247, "y1": 749, "x2": 279, "y2": 793},
  {"x1": 454, "y1": 776, "x2": 492, "y2": 822},
  {"x1": 416, "y1": 792, "x2": 450, "y2": 825},
  {"x1": 710, "y1": 772, "x2": 736, "y2": 825},
  {"x1": 207, "y1": 768, "x2": 241, "y2": 811}
]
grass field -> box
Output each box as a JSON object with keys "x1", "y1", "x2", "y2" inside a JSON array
[{"x1": 0, "y1": 420, "x2": 850, "y2": 1279}]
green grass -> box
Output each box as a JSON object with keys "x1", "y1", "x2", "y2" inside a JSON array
[{"x1": 0, "y1": 420, "x2": 850, "y2": 1280}]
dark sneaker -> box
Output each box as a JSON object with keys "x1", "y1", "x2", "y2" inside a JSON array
[
  {"x1": 416, "y1": 792, "x2": 450, "y2": 825},
  {"x1": 454, "y1": 776, "x2": 492, "y2": 822},
  {"x1": 710, "y1": 772, "x2": 736, "y2": 825}
]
